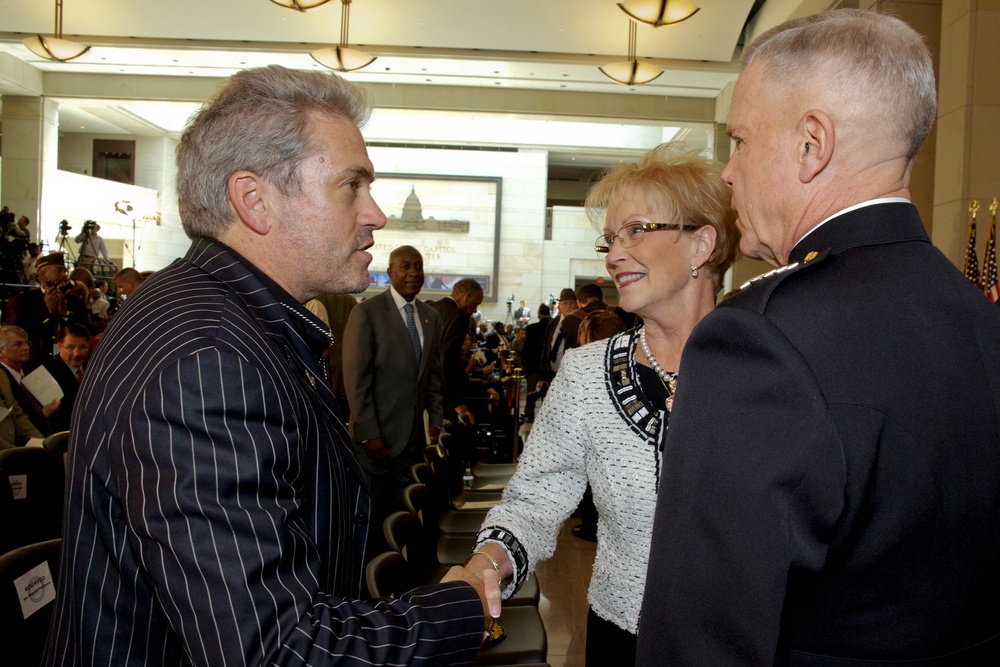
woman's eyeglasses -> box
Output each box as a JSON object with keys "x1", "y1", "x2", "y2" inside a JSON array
[{"x1": 595, "y1": 222, "x2": 699, "y2": 254}]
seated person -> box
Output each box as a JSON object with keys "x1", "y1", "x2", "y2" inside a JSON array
[
  {"x1": 44, "y1": 323, "x2": 92, "y2": 433},
  {"x1": 0, "y1": 346, "x2": 45, "y2": 450},
  {"x1": 0, "y1": 324, "x2": 59, "y2": 435}
]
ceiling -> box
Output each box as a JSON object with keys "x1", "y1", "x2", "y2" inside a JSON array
[{"x1": 0, "y1": 0, "x2": 781, "y2": 166}]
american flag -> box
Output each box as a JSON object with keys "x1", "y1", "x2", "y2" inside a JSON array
[
  {"x1": 983, "y1": 198, "x2": 999, "y2": 303},
  {"x1": 964, "y1": 201, "x2": 982, "y2": 289}
]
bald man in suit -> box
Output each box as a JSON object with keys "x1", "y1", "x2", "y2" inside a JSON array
[{"x1": 343, "y1": 245, "x2": 444, "y2": 526}]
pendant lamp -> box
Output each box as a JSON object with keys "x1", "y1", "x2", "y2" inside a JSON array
[
  {"x1": 617, "y1": 0, "x2": 700, "y2": 27},
  {"x1": 23, "y1": 0, "x2": 90, "y2": 63},
  {"x1": 599, "y1": 20, "x2": 662, "y2": 86},
  {"x1": 311, "y1": 0, "x2": 377, "y2": 72}
]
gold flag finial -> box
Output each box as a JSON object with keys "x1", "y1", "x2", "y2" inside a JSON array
[
  {"x1": 971, "y1": 200, "x2": 980, "y2": 218},
  {"x1": 991, "y1": 198, "x2": 998, "y2": 217}
]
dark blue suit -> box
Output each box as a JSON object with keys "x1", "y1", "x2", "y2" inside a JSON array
[
  {"x1": 638, "y1": 203, "x2": 1000, "y2": 665},
  {"x1": 45, "y1": 239, "x2": 483, "y2": 666}
]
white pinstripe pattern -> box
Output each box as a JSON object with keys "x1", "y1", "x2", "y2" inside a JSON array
[{"x1": 44, "y1": 239, "x2": 483, "y2": 666}]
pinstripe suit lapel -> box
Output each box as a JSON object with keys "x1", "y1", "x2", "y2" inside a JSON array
[{"x1": 188, "y1": 238, "x2": 365, "y2": 482}]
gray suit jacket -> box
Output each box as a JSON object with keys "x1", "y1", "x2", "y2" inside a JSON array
[{"x1": 342, "y1": 288, "x2": 444, "y2": 456}]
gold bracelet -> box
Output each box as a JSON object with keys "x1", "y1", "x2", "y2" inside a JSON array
[{"x1": 472, "y1": 550, "x2": 503, "y2": 587}]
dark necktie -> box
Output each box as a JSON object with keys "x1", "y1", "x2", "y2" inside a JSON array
[
  {"x1": 404, "y1": 303, "x2": 422, "y2": 367},
  {"x1": 549, "y1": 329, "x2": 564, "y2": 363},
  {"x1": 76, "y1": 368, "x2": 83, "y2": 383}
]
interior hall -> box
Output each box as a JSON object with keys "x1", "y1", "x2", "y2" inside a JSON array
[{"x1": 0, "y1": 2, "x2": 997, "y2": 667}]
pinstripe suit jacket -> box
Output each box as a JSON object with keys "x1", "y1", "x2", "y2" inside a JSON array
[
  {"x1": 44, "y1": 238, "x2": 483, "y2": 667},
  {"x1": 342, "y1": 288, "x2": 443, "y2": 455}
]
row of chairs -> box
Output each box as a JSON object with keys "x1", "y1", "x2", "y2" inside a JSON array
[
  {"x1": 365, "y1": 436, "x2": 549, "y2": 665},
  {"x1": 0, "y1": 435, "x2": 71, "y2": 666},
  {"x1": 0, "y1": 429, "x2": 542, "y2": 666},
  {"x1": 0, "y1": 434, "x2": 69, "y2": 557}
]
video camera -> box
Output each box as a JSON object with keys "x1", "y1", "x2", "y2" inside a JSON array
[{"x1": 58, "y1": 219, "x2": 72, "y2": 236}]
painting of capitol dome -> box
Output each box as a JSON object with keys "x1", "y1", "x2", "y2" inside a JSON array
[{"x1": 385, "y1": 186, "x2": 471, "y2": 233}]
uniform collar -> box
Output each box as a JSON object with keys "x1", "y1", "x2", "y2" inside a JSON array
[{"x1": 789, "y1": 201, "x2": 928, "y2": 264}]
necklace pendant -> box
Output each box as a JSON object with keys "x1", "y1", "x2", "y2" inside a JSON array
[{"x1": 665, "y1": 395, "x2": 674, "y2": 412}]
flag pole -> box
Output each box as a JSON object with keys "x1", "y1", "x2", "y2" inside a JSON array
[
  {"x1": 984, "y1": 198, "x2": 1000, "y2": 303},
  {"x1": 964, "y1": 200, "x2": 982, "y2": 289}
]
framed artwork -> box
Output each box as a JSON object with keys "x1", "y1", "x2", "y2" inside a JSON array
[{"x1": 366, "y1": 174, "x2": 502, "y2": 302}]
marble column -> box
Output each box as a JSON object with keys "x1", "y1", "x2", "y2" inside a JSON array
[{"x1": 1, "y1": 95, "x2": 60, "y2": 243}]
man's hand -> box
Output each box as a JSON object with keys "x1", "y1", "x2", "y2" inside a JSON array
[
  {"x1": 42, "y1": 399, "x2": 61, "y2": 418},
  {"x1": 441, "y1": 563, "x2": 501, "y2": 629},
  {"x1": 363, "y1": 436, "x2": 389, "y2": 460},
  {"x1": 44, "y1": 289, "x2": 67, "y2": 316},
  {"x1": 455, "y1": 405, "x2": 476, "y2": 425},
  {"x1": 428, "y1": 425, "x2": 441, "y2": 445}
]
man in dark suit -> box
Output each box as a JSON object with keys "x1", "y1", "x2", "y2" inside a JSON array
[
  {"x1": 343, "y1": 245, "x2": 443, "y2": 526},
  {"x1": 45, "y1": 65, "x2": 493, "y2": 667},
  {"x1": 513, "y1": 299, "x2": 530, "y2": 328},
  {"x1": 43, "y1": 322, "x2": 91, "y2": 433},
  {"x1": 520, "y1": 303, "x2": 550, "y2": 391},
  {"x1": 637, "y1": 10, "x2": 1000, "y2": 665},
  {"x1": 429, "y1": 277, "x2": 484, "y2": 424},
  {"x1": 540, "y1": 287, "x2": 575, "y2": 383}
]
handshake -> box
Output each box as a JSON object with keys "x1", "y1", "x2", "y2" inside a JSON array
[{"x1": 441, "y1": 546, "x2": 510, "y2": 634}]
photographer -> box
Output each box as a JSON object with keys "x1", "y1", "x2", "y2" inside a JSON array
[
  {"x1": 76, "y1": 220, "x2": 111, "y2": 262},
  {"x1": 12, "y1": 251, "x2": 91, "y2": 367}
]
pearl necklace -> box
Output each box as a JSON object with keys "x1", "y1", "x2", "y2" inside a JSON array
[{"x1": 639, "y1": 326, "x2": 677, "y2": 411}]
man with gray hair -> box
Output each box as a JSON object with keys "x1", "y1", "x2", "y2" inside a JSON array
[
  {"x1": 0, "y1": 324, "x2": 59, "y2": 434},
  {"x1": 639, "y1": 9, "x2": 1000, "y2": 665},
  {"x1": 46, "y1": 66, "x2": 493, "y2": 667}
]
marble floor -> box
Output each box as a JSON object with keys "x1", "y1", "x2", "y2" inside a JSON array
[{"x1": 533, "y1": 519, "x2": 597, "y2": 667}]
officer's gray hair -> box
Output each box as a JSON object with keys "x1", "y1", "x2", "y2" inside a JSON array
[{"x1": 742, "y1": 9, "x2": 936, "y2": 162}]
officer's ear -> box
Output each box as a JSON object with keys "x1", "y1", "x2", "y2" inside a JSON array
[{"x1": 799, "y1": 109, "x2": 834, "y2": 183}]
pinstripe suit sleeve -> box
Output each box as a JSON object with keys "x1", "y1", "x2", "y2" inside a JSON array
[{"x1": 115, "y1": 348, "x2": 484, "y2": 666}]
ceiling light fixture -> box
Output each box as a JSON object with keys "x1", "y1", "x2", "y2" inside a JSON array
[
  {"x1": 269, "y1": 0, "x2": 333, "y2": 10},
  {"x1": 22, "y1": 0, "x2": 90, "y2": 63},
  {"x1": 311, "y1": 0, "x2": 376, "y2": 72},
  {"x1": 617, "y1": 0, "x2": 700, "y2": 27},
  {"x1": 599, "y1": 20, "x2": 662, "y2": 86}
]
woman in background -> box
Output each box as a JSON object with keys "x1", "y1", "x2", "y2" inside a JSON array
[{"x1": 467, "y1": 143, "x2": 740, "y2": 665}]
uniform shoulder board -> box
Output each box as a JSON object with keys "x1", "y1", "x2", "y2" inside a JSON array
[{"x1": 730, "y1": 248, "x2": 830, "y2": 312}]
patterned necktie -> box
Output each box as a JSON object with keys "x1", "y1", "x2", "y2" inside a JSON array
[{"x1": 404, "y1": 302, "x2": 422, "y2": 367}]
